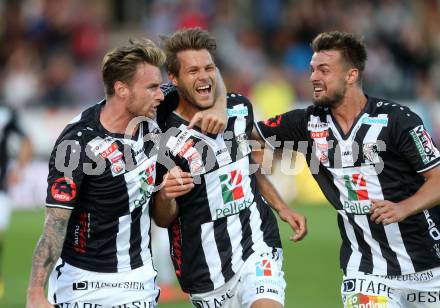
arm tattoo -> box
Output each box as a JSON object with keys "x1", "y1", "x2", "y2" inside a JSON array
[{"x1": 28, "y1": 208, "x2": 71, "y2": 289}]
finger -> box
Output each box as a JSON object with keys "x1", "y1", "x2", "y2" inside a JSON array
[
  {"x1": 212, "y1": 121, "x2": 224, "y2": 134},
  {"x1": 292, "y1": 217, "x2": 307, "y2": 241},
  {"x1": 205, "y1": 119, "x2": 218, "y2": 135},
  {"x1": 166, "y1": 182, "x2": 195, "y2": 193},
  {"x1": 201, "y1": 116, "x2": 210, "y2": 133},
  {"x1": 188, "y1": 112, "x2": 203, "y2": 129}
]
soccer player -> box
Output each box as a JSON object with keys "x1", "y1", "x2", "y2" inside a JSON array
[
  {"x1": 254, "y1": 31, "x2": 440, "y2": 307},
  {"x1": 152, "y1": 28, "x2": 307, "y2": 308},
  {"x1": 0, "y1": 102, "x2": 32, "y2": 298},
  {"x1": 26, "y1": 38, "x2": 227, "y2": 307}
]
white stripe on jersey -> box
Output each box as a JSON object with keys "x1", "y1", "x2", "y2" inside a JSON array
[
  {"x1": 227, "y1": 214, "x2": 244, "y2": 274},
  {"x1": 354, "y1": 215, "x2": 388, "y2": 274},
  {"x1": 201, "y1": 222, "x2": 225, "y2": 289},
  {"x1": 383, "y1": 224, "x2": 415, "y2": 274},
  {"x1": 339, "y1": 210, "x2": 362, "y2": 273},
  {"x1": 116, "y1": 213, "x2": 132, "y2": 271},
  {"x1": 140, "y1": 203, "x2": 152, "y2": 264},
  {"x1": 249, "y1": 202, "x2": 271, "y2": 255}
]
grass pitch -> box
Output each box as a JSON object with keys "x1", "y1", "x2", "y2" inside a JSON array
[{"x1": 1, "y1": 204, "x2": 342, "y2": 307}]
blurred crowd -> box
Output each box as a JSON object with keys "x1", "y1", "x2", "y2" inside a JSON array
[{"x1": 0, "y1": 0, "x2": 439, "y2": 136}]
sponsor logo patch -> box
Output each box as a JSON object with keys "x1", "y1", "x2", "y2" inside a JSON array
[
  {"x1": 409, "y1": 125, "x2": 440, "y2": 164},
  {"x1": 310, "y1": 130, "x2": 329, "y2": 139},
  {"x1": 256, "y1": 259, "x2": 272, "y2": 277},
  {"x1": 227, "y1": 105, "x2": 248, "y2": 117},
  {"x1": 362, "y1": 117, "x2": 389, "y2": 126},
  {"x1": 220, "y1": 170, "x2": 244, "y2": 203},
  {"x1": 262, "y1": 115, "x2": 282, "y2": 128},
  {"x1": 51, "y1": 177, "x2": 77, "y2": 202},
  {"x1": 345, "y1": 293, "x2": 388, "y2": 308}
]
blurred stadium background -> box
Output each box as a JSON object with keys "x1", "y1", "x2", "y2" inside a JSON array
[{"x1": 1, "y1": 0, "x2": 440, "y2": 307}]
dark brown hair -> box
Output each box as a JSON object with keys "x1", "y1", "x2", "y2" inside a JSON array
[
  {"x1": 161, "y1": 27, "x2": 216, "y2": 75},
  {"x1": 311, "y1": 31, "x2": 367, "y2": 82},
  {"x1": 102, "y1": 38, "x2": 165, "y2": 96}
]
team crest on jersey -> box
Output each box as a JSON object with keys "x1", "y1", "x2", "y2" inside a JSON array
[
  {"x1": 236, "y1": 133, "x2": 251, "y2": 156},
  {"x1": 409, "y1": 125, "x2": 440, "y2": 164},
  {"x1": 255, "y1": 259, "x2": 272, "y2": 277},
  {"x1": 51, "y1": 177, "x2": 77, "y2": 202},
  {"x1": 262, "y1": 115, "x2": 282, "y2": 128},
  {"x1": 363, "y1": 142, "x2": 380, "y2": 164}
]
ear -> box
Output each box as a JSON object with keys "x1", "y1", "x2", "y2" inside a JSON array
[
  {"x1": 114, "y1": 81, "x2": 129, "y2": 98},
  {"x1": 346, "y1": 68, "x2": 359, "y2": 85},
  {"x1": 168, "y1": 73, "x2": 178, "y2": 87}
]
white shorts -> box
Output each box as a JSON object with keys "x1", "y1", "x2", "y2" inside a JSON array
[
  {"x1": 0, "y1": 192, "x2": 11, "y2": 230},
  {"x1": 342, "y1": 267, "x2": 440, "y2": 308},
  {"x1": 48, "y1": 258, "x2": 160, "y2": 307},
  {"x1": 190, "y1": 248, "x2": 285, "y2": 308}
]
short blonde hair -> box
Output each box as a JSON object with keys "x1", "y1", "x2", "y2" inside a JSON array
[{"x1": 102, "y1": 38, "x2": 166, "y2": 96}]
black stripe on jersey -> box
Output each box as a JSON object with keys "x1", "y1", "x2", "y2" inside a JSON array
[
  {"x1": 354, "y1": 124, "x2": 371, "y2": 166},
  {"x1": 214, "y1": 219, "x2": 235, "y2": 282},
  {"x1": 129, "y1": 206, "x2": 143, "y2": 268},
  {"x1": 239, "y1": 208, "x2": 254, "y2": 261},
  {"x1": 368, "y1": 220, "x2": 401, "y2": 275},
  {"x1": 338, "y1": 214, "x2": 352, "y2": 274},
  {"x1": 347, "y1": 214, "x2": 373, "y2": 273}
]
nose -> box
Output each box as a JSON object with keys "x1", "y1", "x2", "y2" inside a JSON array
[
  {"x1": 156, "y1": 88, "x2": 164, "y2": 102},
  {"x1": 309, "y1": 70, "x2": 318, "y2": 82}
]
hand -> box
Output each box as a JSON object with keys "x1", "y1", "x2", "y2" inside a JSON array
[
  {"x1": 26, "y1": 287, "x2": 55, "y2": 308},
  {"x1": 188, "y1": 110, "x2": 227, "y2": 134},
  {"x1": 158, "y1": 166, "x2": 194, "y2": 200},
  {"x1": 369, "y1": 200, "x2": 410, "y2": 225},
  {"x1": 277, "y1": 207, "x2": 307, "y2": 241}
]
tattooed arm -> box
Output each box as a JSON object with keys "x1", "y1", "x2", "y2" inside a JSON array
[{"x1": 26, "y1": 207, "x2": 71, "y2": 308}]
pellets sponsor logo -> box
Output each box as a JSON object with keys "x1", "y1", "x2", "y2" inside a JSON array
[
  {"x1": 255, "y1": 259, "x2": 272, "y2": 277},
  {"x1": 410, "y1": 125, "x2": 440, "y2": 164},
  {"x1": 220, "y1": 170, "x2": 244, "y2": 203},
  {"x1": 51, "y1": 177, "x2": 77, "y2": 202},
  {"x1": 342, "y1": 173, "x2": 371, "y2": 214}
]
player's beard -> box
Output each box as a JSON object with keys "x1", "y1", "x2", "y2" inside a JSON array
[
  {"x1": 178, "y1": 85, "x2": 214, "y2": 111},
  {"x1": 313, "y1": 81, "x2": 347, "y2": 109}
]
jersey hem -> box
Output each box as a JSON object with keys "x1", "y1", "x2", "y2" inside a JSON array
[{"x1": 417, "y1": 159, "x2": 440, "y2": 173}]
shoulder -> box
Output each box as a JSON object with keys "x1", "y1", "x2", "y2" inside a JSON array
[
  {"x1": 367, "y1": 96, "x2": 421, "y2": 127},
  {"x1": 55, "y1": 104, "x2": 100, "y2": 146},
  {"x1": 226, "y1": 92, "x2": 253, "y2": 116}
]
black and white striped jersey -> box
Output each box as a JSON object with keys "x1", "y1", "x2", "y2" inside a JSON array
[
  {"x1": 0, "y1": 103, "x2": 26, "y2": 191},
  {"x1": 257, "y1": 96, "x2": 440, "y2": 276},
  {"x1": 46, "y1": 101, "x2": 160, "y2": 273},
  {"x1": 157, "y1": 94, "x2": 281, "y2": 293}
]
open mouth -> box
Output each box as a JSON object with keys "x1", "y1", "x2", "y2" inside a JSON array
[
  {"x1": 313, "y1": 85, "x2": 324, "y2": 95},
  {"x1": 196, "y1": 84, "x2": 212, "y2": 96}
]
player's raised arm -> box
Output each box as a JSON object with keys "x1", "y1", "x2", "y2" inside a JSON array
[{"x1": 26, "y1": 208, "x2": 71, "y2": 308}]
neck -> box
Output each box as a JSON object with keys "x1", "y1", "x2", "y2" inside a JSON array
[
  {"x1": 331, "y1": 87, "x2": 366, "y2": 134},
  {"x1": 175, "y1": 96, "x2": 200, "y2": 122},
  {"x1": 100, "y1": 97, "x2": 137, "y2": 135}
]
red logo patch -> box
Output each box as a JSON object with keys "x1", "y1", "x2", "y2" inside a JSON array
[
  {"x1": 51, "y1": 177, "x2": 77, "y2": 202},
  {"x1": 178, "y1": 139, "x2": 194, "y2": 157},
  {"x1": 310, "y1": 130, "x2": 329, "y2": 139},
  {"x1": 263, "y1": 115, "x2": 282, "y2": 128},
  {"x1": 100, "y1": 143, "x2": 118, "y2": 158}
]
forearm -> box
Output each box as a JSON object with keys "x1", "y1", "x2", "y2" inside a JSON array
[
  {"x1": 27, "y1": 208, "x2": 70, "y2": 301},
  {"x1": 255, "y1": 168, "x2": 287, "y2": 213},
  {"x1": 153, "y1": 193, "x2": 179, "y2": 227},
  {"x1": 400, "y1": 170, "x2": 440, "y2": 216}
]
